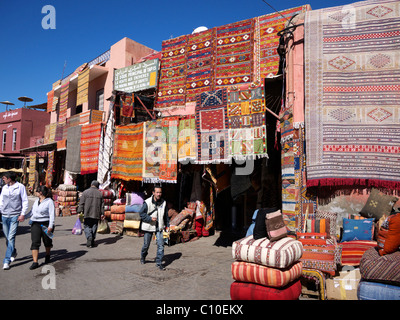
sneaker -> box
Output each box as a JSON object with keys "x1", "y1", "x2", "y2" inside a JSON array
[
  {"x1": 156, "y1": 264, "x2": 166, "y2": 271},
  {"x1": 10, "y1": 250, "x2": 17, "y2": 262},
  {"x1": 3, "y1": 263, "x2": 10, "y2": 270},
  {"x1": 29, "y1": 262, "x2": 39, "y2": 270}
]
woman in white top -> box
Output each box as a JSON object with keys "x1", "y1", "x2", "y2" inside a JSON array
[{"x1": 27, "y1": 185, "x2": 55, "y2": 270}]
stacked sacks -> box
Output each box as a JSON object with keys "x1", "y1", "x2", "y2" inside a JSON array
[
  {"x1": 124, "y1": 192, "x2": 145, "y2": 237},
  {"x1": 100, "y1": 189, "x2": 115, "y2": 212},
  {"x1": 57, "y1": 184, "x2": 78, "y2": 216},
  {"x1": 100, "y1": 189, "x2": 121, "y2": 234},
  {"x1": 358, "y1": 212, "x2": 400, "y2": 300},
  {"x1": 231, "y1": 208, "x2": 303, "y2": 300}
]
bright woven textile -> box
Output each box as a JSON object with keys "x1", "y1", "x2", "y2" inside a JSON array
[
  {"x1": 47, "y1": 90, "x2": 54, "y2": 113},
  {"x1": 231, "y1": 261, "x2": 303, "y2": 288},
  {"x1": 305, "y1": 0, "x2": 400, "y2": 190},
  {"x1": 76, "y1": 67, "x2": 89, "y2": 106},
  {"x1": 156, "y1": 35, "x2": 188, "y2": 111},
  {"x1": 195, "y1": 89, "x2": 230, "y2": 163},
  {"x1": 227, "y1": 82, "x2": 268, "y2": 160},
  {"x1": 186, "y1": 28, "x2": 216, "y2": 102},
  {"x1": 232, "y1": 235, "x2": 303, "y2": 269},
  {"x1": 143, "y1": 119, "x2": 162, "y2": 183},
  {"x1": 80, "y1": 122, "x2": 102, "y2": 175},
  {"x1": 215, "y1": 19, "x2": 254, "y2": 90},
  {"x1": 159, "y1": 117, "x2": 179, "y2": 183},
  {"x1": 341, "y1": 240, "x2": 378, "y2": 266},
  {"x1": 178, "y1": 115, "x2": 197, "y2": 163},
  {"x1": 65, "y1": 125, "x2": 81, "y2": 174},
  {"x1": 28, "y1": 154, "x2": 36, "y2": 189},
  {"x1": 111, "y1": 123, "x2": 143, "y2": 181},
  {"x1": 254, "y1": 6, "x2": 310, "y2": 80},
  {"x1": 59, "y1": 81, "x2": 69, "y2": 124}
]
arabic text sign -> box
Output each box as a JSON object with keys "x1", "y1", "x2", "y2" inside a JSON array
[{"x1": 114, "y1": 59, "x2": 159, "y2": 93}]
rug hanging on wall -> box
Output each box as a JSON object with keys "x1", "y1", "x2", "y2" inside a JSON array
[
  {"x1": 156, "y1": 35, "x2": 188, "y2": 111},
  {"x1": 59, "y1": 81, "x2": 69, "y2": 125},
  {"x1": 80, "y1": 122, "x2": 102, "y2": 175},
  {"x1": 111, "y1": 123, "x2": 143, "y2": 182},
  {"x1": 195, "y1": 88, "x2": 230, "y2": 164},
  {"x1": 76, "y1": 67, "x2": 89, "y2": 106},
  {"x1": 185, "y1": 28, "x2": 216, "y2": 102},
  {"x1": 254, "y1": 5, "x2": 310, "y2": 81},
  {"x1": 305, "y1": 0, "x2": 400, "y2": 190},
  {"x1": 214, "y1": 18, "x2": 254, "y2": 90},
  {"x1": 143, "y1": 119, "x2": 162, "y2": 183},
  {"x1": 178, "y1": 115, "x2": 197, "y2": 163},
  {"x1": 65, "y1": 125, "x2": 82, "y2": 174},
  {"x1": 159, "y1": 116, "x2": 179, "y2": 183},
  {"x1": 47, "y1": 90, "x2": 54, "y2": 113},
  {"x1": 227, "y1": 81, "x2": 268, "y2": 160}
]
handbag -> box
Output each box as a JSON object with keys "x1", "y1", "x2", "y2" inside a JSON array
[{"x1": 97, "y1": 219, "x2": 110, "y2": 234}]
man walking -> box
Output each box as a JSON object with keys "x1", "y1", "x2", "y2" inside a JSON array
[
  {"x1": 77, "y1": 180, "x2": 104, "y2": 248},
  {"x1": 0, "y1": 171, "x2": 29, "y2": 270},
  {"x1": 139, "y1": 185, "x2": 169, "y2": 270}
]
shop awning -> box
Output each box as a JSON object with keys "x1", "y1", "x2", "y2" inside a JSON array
[{"x1": 19, "y1": 142, "x2": 57, "y2": 153}]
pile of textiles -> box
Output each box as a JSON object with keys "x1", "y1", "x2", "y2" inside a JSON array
[
  {"x1": 123, "y1": 192, "x2": 145, "y2": 237},
  {"x1": 358, "y1": 212, "x2": 400, "y2": 300},
  {"x1": 56, "y1": 184, "x2": 78, "y2": 216},
  {"x1": 297, "y1": 209, "x2": 342, "y2": 276},
  {"x1": 169, "y1": 202, "x2": 198, "y2": 243},
  {"x1": 231, "y1": 209, "x2": 303, "y2": 300},
  {"x1": 100, "y1": 189, "x2": 115, "y2": 213}
]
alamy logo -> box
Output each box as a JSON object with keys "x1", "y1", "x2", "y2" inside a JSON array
[
  {"x1": 41, "y1": 5, "x2": 56, "y2": 30},
  {"x1": 41, "y1": 265, "x2": 56, "y2": 289}
]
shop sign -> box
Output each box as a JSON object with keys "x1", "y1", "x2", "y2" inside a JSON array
[{"x1": 114, "y1": 59, "x2": 159, "y2": 93}]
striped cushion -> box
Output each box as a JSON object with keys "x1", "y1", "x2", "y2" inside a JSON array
[
  {"x1": 231, "y1": 261, "x2": 302, "y2": 288},
  {"x1": 341, "y1": 240, "x2": 377, "y2": 266},
  {"x1": 230, "y1": 279, "x2": 302, "y2": 300},
  {"x1": 232, "y1": 235, "x2": 303, "y2": 269},
  {"x1": 300, "y1": 245, "x2": 338, "y2": 276},
  {"x1": 360, "y1": 247, "x2": 400, "y2": 285}
]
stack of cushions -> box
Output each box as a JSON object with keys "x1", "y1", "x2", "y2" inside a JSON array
[
  {"x1": 57, "y1": 184, "x2": 78, "y2": 216},
  {"x1": 358, "y1": 212, "x2": 400, "y2": 300},
  {"x1": 123, "y1": 192, "x2": 144, "y2": 236},
  {"x1": 297, "y1": 210, "x2": 341, "y2": 276},
  {"x1": 100, "y1": 189, "x2": 114, "y2": 212},
  {"x1": 231, "y1": 209, "x2": 303, "y2": 300}
]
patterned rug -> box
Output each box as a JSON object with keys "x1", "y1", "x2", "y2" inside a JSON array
[
  {"x1": 227, "y1": 82, "x2": 268, "y2": 160},
  {"x1": 66, "y1": 125, "x2": 81, "y2": 174},
  {"x1": 254, "y1": 6, "x2": 310, "y2": 81},
  {"x1": 80, "y1": 122, "x2": 102, "y2": 175},
  {"x1": 59, "y1": 81, "x2": 69, "y2": 124},
  {"x1": 45, "y1": 151, "x2": 54, "y2": 188},
  {"x1": 185, "y1": 28, "x2": 216, "y2": 102},
  {"x1": 28, "y1": 154, "x2": 37, "y2": 189},
  {"x1": 178, "y1": 115, "x2": 197, "y2": 163},
  {"x1": 159, "y1": 117, "x2": 179, "y2": 183},
  {"x1": 111, "y1": 123, "x2": 143, "y2": 182},
  {"x1": 196, "y1": 89, "x2": 230, "y2": 163},
  {"x1": 215, "y1": 19, "x2": 254, "y2": 90},
  {"x1": 305, "y1": 0, "x2": 400, "y2": 190},
  {"x1": 143, "y1": 119, "x2": 162, "y2": 183},
  {"x1": 47, "y1": 90, "x2": 54, "y2": 113},
  {"x1": 121, "y1": 93, "x2": 134, "y2": 118},
  {"x1": 76, "y1": 67, "x2": 89, "y2": 106},
  {"x1": 156, "y1": 35, "x2": 188, "y2": 111}
]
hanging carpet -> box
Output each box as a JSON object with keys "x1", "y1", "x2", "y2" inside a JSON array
[
  {"x1": 305, "y1": 0, "x2": 400, "y2": 190},
  {"x1": 159, "y1": 116, "x2": 179, "y2": 183},
  {"x1": 178, "y1": 115, "x2": 197, "y2": 163},
  {"x1": 80, "y1": 122, "x2": 102, "y2": 175},
  {"x1": 59, "y1": 81, "x2": 69, "y2": 125},
  {"x1": 65, "y1": 125, "x2": 82, "y2": 174},
  {"x1": 143, "y1": 119, "x2": 162, "y2": 183}
]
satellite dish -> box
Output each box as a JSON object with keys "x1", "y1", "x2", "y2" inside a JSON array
[{"x1": 192, "y1": 26, "x2": 208, "y2": 34}]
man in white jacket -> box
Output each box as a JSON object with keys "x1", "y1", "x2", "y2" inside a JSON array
[
  {"x1": 139, "y1": 185, "x2": 169, "y2": 270},
  {"x1": 0, "y1": 171, "x2": 28, "y2": 270}
]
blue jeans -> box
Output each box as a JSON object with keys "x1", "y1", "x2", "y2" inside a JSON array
[
  {"x1": 2, "y1": 215, "x2": 19, "y2": 264},
  {"x1": 141, "y1": 231, "x2": 164, "y2": 266}
]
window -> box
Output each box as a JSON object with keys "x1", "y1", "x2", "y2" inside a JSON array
[
  {"x1": 12, "y1": 129, "x2": 17, "y2": 151},
  {"x1": 2, "y1": 130, "x2": 6, "y2": 151},
  {"x1": 96, "y1": 89, "x2": 104, "y2": 111}
]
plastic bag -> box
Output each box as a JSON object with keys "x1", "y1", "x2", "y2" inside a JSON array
[
  {"x1": 72, "y1": 218, "x2": 82, "y2": 235},
  {"x1": 97, "y1": 219, "x2": 110, "y2": 234}
]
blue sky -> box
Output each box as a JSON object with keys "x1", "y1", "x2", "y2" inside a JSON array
[{"x1": 0, "y1": 0, "x2": 357, "y2": 112}]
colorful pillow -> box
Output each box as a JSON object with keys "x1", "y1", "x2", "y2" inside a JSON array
[
  {"x1": 230, "y1": 280, "x2": 302, "y2": 300},
  {"x1": 300, "y1": 244, "x2": 338, "y2": 276},
  {"x1": 341, "y1": 240, "x2": 377, "y2": 266},
  {"x1": 315, "y1": 209, "x2": 338, "y2": 239},
  {"x1": 232, "y1": 235, "x2": 303, "y2": 269},
  {"x1": 360, "y1": 188, "x2": 398, "y2": 220},
  {"x1": 265, "y1": 210, "x2": 287, "y2": 241},
  {"x1": 297, "y1": 232, "x2": 329, "y2": 246},
  {"x1": 341, "y1": 218, "x2": 374, "y2": 242},
  {"x1": 307, "y1": 219, "x2": 330, "y2": 236},
  {"x1": 231, "y1": 261, "x2": 302, "y2": 288},
  {"x1": 379, "y1": 213, "x2": 400, "y2": 256}
]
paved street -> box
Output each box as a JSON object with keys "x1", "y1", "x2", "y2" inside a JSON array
[{"x1": 0, "y1": 201, "x2": 236, "y2": 301}]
